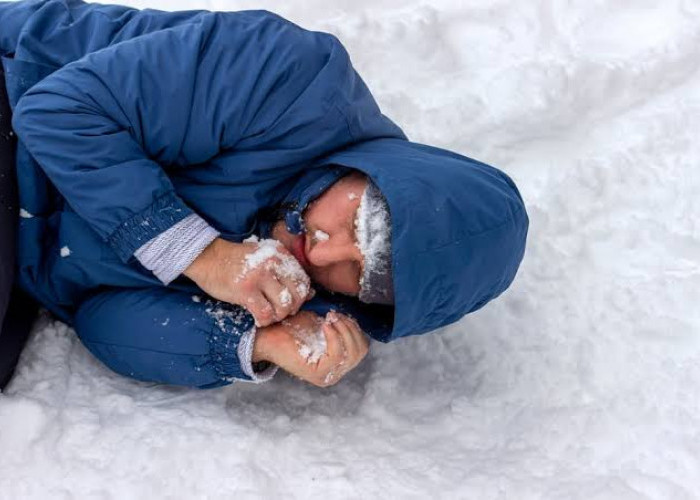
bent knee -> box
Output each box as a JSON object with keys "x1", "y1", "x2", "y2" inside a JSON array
[{"x1": 75, "y1": 288, "x2": 252, "y2": 388}]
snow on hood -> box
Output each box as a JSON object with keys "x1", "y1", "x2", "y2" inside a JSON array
[{"x1": 315, "y1": 137, "x2": 529, "y2": 341}]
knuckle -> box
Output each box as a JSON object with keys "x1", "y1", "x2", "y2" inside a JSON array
[
  {"x1": 255, "y1": 316, "x2": 271, "y2": 327},
  {"x1": 275, "y1": 310, "x2": 291, "y2": 321},
  {"x1": 258, "y1": 309, "x2": 274, "y2": 321}
]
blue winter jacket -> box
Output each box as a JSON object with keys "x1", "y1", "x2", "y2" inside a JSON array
[{"x1": 0, "y1": 0, "x2": 528, "y2": 387}]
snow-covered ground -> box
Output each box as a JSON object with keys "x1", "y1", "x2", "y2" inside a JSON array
[{"x1": 2, "y1": 0, "x2": 699, "y2": 498}]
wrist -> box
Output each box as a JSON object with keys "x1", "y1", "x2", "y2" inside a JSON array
[
  {"x1": 252, "y1": 324, "x2": 281, "y2": 364},
  {"x1": 183, "y1": 236, "x2": 220, "y2": 281}
]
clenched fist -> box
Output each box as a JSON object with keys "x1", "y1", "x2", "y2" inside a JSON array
[
  {"x1": 253, "y1": 310, "x2": 370, "y2": 387},
  {"x1": 184, "y1": 237, "x2": 313, "y2": 327}
]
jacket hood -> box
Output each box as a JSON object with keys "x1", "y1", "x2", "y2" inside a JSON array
[{"x1": 309, "y1": 137, "x2": 529, "y2": 342}]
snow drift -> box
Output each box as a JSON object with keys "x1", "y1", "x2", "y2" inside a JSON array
[{"x1": 1, "y1": 0, "x2": 699, "y2": 498}]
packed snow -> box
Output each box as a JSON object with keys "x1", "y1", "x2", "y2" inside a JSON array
[
  {"x1": 279, "y1": 287, "x2": 292, "y2": 307},
  {"x1": 239, "y1": 236, "x2": 283, "y2": 275},
  {"x1": 313, "y1": 229, "x2": 329, "y2": 242},
  {"x1": 1, "y1": 0, "x2": 699, "y2": 498},
  {"x1": 286, "y1": 315, "x2": 328, "y2": 365},
  {"x1": 239, "y1": 236, "x2": 310, "y2": 290}
]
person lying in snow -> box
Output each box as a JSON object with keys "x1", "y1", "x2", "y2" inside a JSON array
[{"x1": 0, "y1": 0, "x2": 529, "y2": 390}]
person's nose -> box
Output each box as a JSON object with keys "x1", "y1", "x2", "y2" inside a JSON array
[{"x1": 307, "y1": 240, "x2": 361, "y2": 267}]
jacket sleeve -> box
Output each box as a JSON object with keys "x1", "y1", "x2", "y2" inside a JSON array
[
  {"x1": 133, "y1": 213, "x2": 220, "y2": 285},
  {"x1": 10, "y1": 10, "x2": 356, "y2": 262}
]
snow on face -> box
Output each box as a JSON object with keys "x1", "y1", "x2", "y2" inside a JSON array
[
  {"x1": 353, "y1": 184, "x2": 391, "y2": 294},
  {"x1": 313, "y1": 229, "x2": 329, "y2": 242}
]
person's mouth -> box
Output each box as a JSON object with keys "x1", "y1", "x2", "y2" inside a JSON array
[{"x1": 291, "y1": 232, "x2": 310, "y2": 268}]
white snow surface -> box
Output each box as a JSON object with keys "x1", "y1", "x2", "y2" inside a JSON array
[{"x1": 2, "y1": 0, "x2": 700, "y2": 498}]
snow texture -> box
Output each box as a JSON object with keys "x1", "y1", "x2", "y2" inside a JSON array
[
  {"x1": 240, "y1": 237, "x2": 309, "y2": 286},
  {"x1": 279, "y1": 287, "x2": 292, "y2": 307},
  {"x1": 239, "y1": 237, "x2": 282, "y2": 274},
  {"x1": 296, "y1": 280, "x2": 309, "y2": 298},
  {"x1": 2, "y1": 0, "x2": 700, "y2": 498},
  {"x1": 313, "y1": 229, "x2": 329, "y2": 242},
  {"x1": 285, "y1": 316, "x2": 328, "y2": 365},
  {"x1": 354, "y1": 181, "x2": 391, "y2": 297}
]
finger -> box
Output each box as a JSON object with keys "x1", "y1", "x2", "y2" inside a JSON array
[
  {"x1": 336, "y1": 314, "x2": 362, "y2": 354},
  {"x1": 294, "y1": 275, "x2": 313, "y2": 305},
  {"x1": 246, "y1": 292, "x2": 275, "y2": 327},
  {"x1": 322, "y1": 320, "x2": 346, "y2": 365},
  {"x1": 319, "y1": 323, "x2": 344, "y2": 387},
  {"x1": 261, "y1": 276, "x2": 294, "y2": 322},
  {"x1": 273, "y1": 249, "x2": 311, "y2": 293},
  {"x1": 337, "y1": 314, "x2": 369, "y2": 369},
  {"x1": 277, "y1": 274, "x2": 305, "y2": 315},
  {"x1": 327, "y1": 312, "x2": 356, "y2": 364},
  {"x1": 343, "y1": 314, "x2": 369, "y2": 356}
]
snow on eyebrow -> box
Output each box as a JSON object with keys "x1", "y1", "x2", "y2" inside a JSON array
[{"x1": 353, "y1": 185, "x2": 391, "y2": 292}]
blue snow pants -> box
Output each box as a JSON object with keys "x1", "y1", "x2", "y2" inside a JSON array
[{"x1": 75, "y1": 287, "x2": 256, "y2": 389}]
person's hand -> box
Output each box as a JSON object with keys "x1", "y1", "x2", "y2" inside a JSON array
[
  {"x1": 183, "y1": 237, "x2": 313, "y2": 327},
  {"x1": 253, "y1": 310, "x2": 370, "y2": 387}
]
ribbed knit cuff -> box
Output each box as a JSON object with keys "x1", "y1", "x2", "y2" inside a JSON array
[
  {"x1": 108, "y1": 191, "x2": 194, "y2": 262},
  {"x1": 134, "y1": 213, "x2": 219, "y2": 285},
  {"x1": 237, "y1": 328, "x2": 279, "y2": 383}
]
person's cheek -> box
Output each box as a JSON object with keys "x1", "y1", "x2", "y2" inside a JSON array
[
  {"x1": 308, "y1": 265, "x2": 332, "y2": 292},
  {"x1": 334, "y1": 266, "x2": 359, "y2": 295}
]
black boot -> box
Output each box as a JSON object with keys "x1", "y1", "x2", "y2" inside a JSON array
[
  {"x1": 0, "y1": 61, "x2": 37, "y2": 391},
  {"x1": 0, "y1": 288, "x2": 37, "y2": 390}
]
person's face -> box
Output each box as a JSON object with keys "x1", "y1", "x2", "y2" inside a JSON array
[{"x1": 271, "y1": 172, "x2": 368, "y2": 296}]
